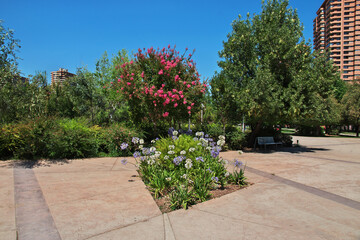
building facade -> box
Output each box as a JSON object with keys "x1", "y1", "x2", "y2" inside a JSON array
[
  {"x1": 51, "y1": 68, "x2": 75, "y2": 85},
  {"x1": 313, "y1": 0, "x2": 360, "y2": 81}
]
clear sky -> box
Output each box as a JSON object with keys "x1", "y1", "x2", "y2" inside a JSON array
[{"x1": 1, "y1": 0, "x2": 323, "y2": 82}]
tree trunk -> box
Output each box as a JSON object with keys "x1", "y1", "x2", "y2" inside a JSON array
[
  {"x1": 249, "y1": 120, "x2": 262, "y2": 148},
  {"x1": 356, "y1": 125, "x2": 359, "y2": 138}
]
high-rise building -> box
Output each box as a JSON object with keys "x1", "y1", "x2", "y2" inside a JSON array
[
  {"x1": 51, "y1": 68, "x2": 75, "y2": 85},
  {"x1": 313, "y1": 0, "x2": 360, "y2": 81}
]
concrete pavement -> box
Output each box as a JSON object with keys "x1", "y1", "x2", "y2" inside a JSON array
[{"x1": 0, "y1": 136, "x2": 359, "y2": 239}]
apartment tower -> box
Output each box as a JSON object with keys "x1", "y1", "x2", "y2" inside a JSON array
[
  {"x1": 51, "y1": 68, "x2": 75, "y2": 85},
  {"x1": 313, "y1": 0, "x2": 360, "y2": 81}
]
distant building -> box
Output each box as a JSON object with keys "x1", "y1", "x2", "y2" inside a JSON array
[
  {"x1": 51, "y1": 68, "x2": 75, "y2": 85},
  {"x1": 313, "y1": 0, "x2": 360, "y2": 82}
]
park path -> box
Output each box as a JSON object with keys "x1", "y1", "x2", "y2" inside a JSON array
[{"x1": 0, "y1": 136, "x2": 359, "y2": 239}]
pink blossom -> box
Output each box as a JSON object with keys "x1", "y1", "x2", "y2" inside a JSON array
[
  {"x1": 183, "y1": 81, "x2": 186, "y2": 85},
  {"x1": 179, "y1": 91, "x2": 183, "y2": 95},
  {"x1": 118, "y1": 79, "x2": 121, "y2": 82},
  {"x1": 175, "y1": 75, "x2": 180, "y2": 81},
  {"x1": 172, "y1": 89, "x2": 177, "y2": 92},
  {"x1": 168, "y1": 44, "x2": 170, "y2": 49},
  {"x1": 163, "y1": 94, "x2": 167, "y2": 98},
  {"x1": 121, "y1": 87, "x2": 124, "y2": 90},
  {"x1": 127, "y1": 82, "x2": 131, "y2": 86},
  {"x1": 163, "y1": 112, "x2": 169, "y2": 117},
  {"x1": 130, "y1": 77, "x2": 134, "y2": 80},
  {"x1": 183, "y1": 101, "x2": 187, "y2": 104},
  {"x1": 141, "y1": 72, "x2": 144, "y2": 78},
  {"x1": 187, "y1": 106, "x2": 191, "y2": 110},
  {"x1": 191, "y1": 103, "x2": 194, "y2": 106},
  {"x1": 174, "y1": 103, "x2": 178, "y2": 107},
  {"x1": 188, "y1": 111, "x2": 191, "y2": 114},
  {"x1": 131, "y1": 73, "x2": 134, "y2": 76},
  {"x1": 111, "y1": 82, "x2": 113, "y2": 84},
  {"x1": 158, "y1": 69, "x2": 163, "y2": 75},
  {"x1": 130, "y1": 60, "x2": 134, "y2": 64},
  {"x1": 162, "y1": 84, "x2": 165, "y2": 88},
  {"x1": 180, "y1": 95, "x2": 184, "y2": 99},
  {"x1": 187, "y1": 84, "x2": 191, "y2": 88},
  {"x1": 158, "y1": 89, "x2": 163, "y2": 94},
  {"x1": 192, "y1": 81, "x2": 195, "y2": 85}
]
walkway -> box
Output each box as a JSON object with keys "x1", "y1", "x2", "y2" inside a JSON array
[{"x1": 0, "y1": 136, "x2": 359, "y2": 239}]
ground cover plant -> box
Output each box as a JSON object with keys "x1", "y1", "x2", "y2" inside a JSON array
[{"x1": 120, "y1": 129, "x2": 247, "y2": 211}]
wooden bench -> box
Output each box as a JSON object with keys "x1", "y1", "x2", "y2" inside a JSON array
[{"x1": 254, "y1": 137, "x2": 282, "y2": 150}]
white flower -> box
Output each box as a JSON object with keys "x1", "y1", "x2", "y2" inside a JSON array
[
  {"x1": 196, "y1": 132, "x2": 204, "y2": 137},
  {"x1": 168, "y1": 150, "x2": 175, "y2": 155},
  {"x1": 219, "y1": 135, "x2": 225, "y2": 140},
  {"x1": 150, "y1": 147, "x2": 156, "y2": 152},
  {"x1": 166, "y1": 177, "x2": 172, "y2": 181},
  {"x1": 206, "y1": 146, "x2": 212, "y2": 151},
  {"x1": 185, "y1": 162, "x2": 192, "y2": 169},
  {"x1": 188, "y1": 179, "x2": 194, "y2": 184},
  {"x1": 217, "y1": 139, "x2": 225, "y2": 146},
  {"x1": 150, "y1": 155, "x2": 156, "y2": 160},
  {"x1": 139, "y1": 139, "x2": 144, "y2": 144},
  {"x1": 147, "y1": 159, "x2": 155, "y2": 165},
  {"x1": 181, "y1": 174, "x2": 187, "y2": 179},
  {"x1": 186, "y1": 158, "x2": 192, "y2": 164},
  {"x1": 197, "y1": 143, "x2": 202, "y2": 146},
  {"x1": 180, "y1": 150, "x2": 186, "y2": 155},
  {"x1": 222, "y1": 159, "x2": 229, "y2": 165},
  {"x1": 139, "y1": 145, "x2": 144, "y2": 150},
  {"x1": 151, "y1": 140, "x2": 156, "y2": 144},
  {"x1": 164, "y1": 155, "x2": 169, "y2": 160},
  {"x1": 169, "y1": 145, "x2": 175, "y2": 150},
  {"x1": 189, "y1": 147, "x2": 195, "y2": 152},
  {"x1": 238, "y1": 150, "x2": 243, "y2": 155},
  {"x1": 173, "y1": 130, "x2": 178, "y2": 136},
  {"x1": 225, "y1": 172, "x2": 230, "y2": 177}
]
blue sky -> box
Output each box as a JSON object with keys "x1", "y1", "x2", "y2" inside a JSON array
[{"x1": 1, "y1": 0, "x2": 323, "y2": 82}]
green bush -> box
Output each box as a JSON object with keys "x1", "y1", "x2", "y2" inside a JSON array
[
  {"x1": 98, "y1": 123, "x2": 143, "y2": 156},
  {"x1": 225, "y1": 126, "x2": 246, "y2": 150},
  {"x1": 0, "y1": 118, "x2": 56, "y2": 159},
  {"x1": 46, "y1": 119, "x2": 99, "y2": 159},
  {"x1": 121, "y1": 131, "x2": 247, "y2": 210},
  {"x1": 206, "y1": 123, "x2": 224, "y2": 139}
]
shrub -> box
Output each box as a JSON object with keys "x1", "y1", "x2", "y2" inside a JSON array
[
  {"x1": 225, "y1": 126, "x2": 246, "y2": 150},
  {"x1": 46, "y1": 119, "x2": 99, "y2": 159},
  {"x1": 98, "y1": 123, "x2": 143, "y2": 156},
  {"x1": 121, "y1": 130, "x2": 247, "y2": 210}
]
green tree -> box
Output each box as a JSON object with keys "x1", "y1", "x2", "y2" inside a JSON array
[
  {"x1": 342, "y1": 82, "x2": 360, "y2": 137},
  {"x1": 217, "y1": 0, "x2": 342, "y2": 142}
]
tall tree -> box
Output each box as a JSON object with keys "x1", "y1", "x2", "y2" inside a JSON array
[
  {"x1": 342, "y1": 82, "x2": 360, "y2": 137},
  {"x1": 217, "y1": 0, "x2": 341, "y2": 143}
]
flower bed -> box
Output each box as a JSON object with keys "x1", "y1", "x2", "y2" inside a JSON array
[{"x1": 121, "y1": 130, "x2": 247, "y2": 211}]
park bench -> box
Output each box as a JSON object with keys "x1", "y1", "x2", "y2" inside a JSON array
[{"x1": 254, "y1": 136, "x2": 282, "y2": 150}]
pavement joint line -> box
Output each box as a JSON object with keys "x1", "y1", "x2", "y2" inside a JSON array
[
  {"x1": 245, "y1": 166, "x2": 360, "y2": 211},
  {"x1": 13, "y1": 167, "x2": 62, "y2": 240},
  {"x1": 83, "y1": 214, "x2": 163, "y2": 240},
  {"x1": 163, "y1": 213, "x2": 177, "y2": 240},
  {"x1": 278, "y1": 152, "x2": 360, "y2": 165},
  {"x1": 110, "y1": 158, "x2": 119, "y2": 171}
]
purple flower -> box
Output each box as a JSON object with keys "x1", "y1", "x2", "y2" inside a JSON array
[
  {"x1": 132, "y1": 137, "x2": 139, "y2": 144},
  {"x1": 121, "y1": 159, "x2": 128, "y2": 165},
  {"x1": 172, "y1": 136, "x2": 178, "y2": 140},
  {"x1": 212, "y1": 176, "x2": 219, "y2": 182},
  {"x1": 196, "y1": 156, "x2": 204, "y2": 162},
  {"x1": 234, "y1": 159, "x2": 243, "y2": 167},
  {"x1": 206, "y1": 168, "x2": 213, "y2": 173},
  {"x1": 133, "y1": 151, "x2": 141, "y2": 158},
  {"x1": 211, "y1": 150, "x2": 219, "y2": 158},
  {"x1": 120, "y1": 142, "x2": 128, "y2": 150},
  {"x1": 173, "y1": 156, "x2": 184, "y2": 165}
]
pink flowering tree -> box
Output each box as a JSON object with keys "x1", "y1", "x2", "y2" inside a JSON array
[{"x1": 112, "y1": 45, "x2": 207, "y2": 129}]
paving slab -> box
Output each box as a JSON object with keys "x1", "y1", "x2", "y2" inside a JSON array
[
  {"x1": 33, "y1": 157, "x2": 161, "y2": 240},
  {"x1": 0, "y1": 162, "x2": 16, "y2": 240}
]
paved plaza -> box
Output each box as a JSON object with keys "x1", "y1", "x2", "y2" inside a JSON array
[{"x1": 0, "y1": 136, "x2": 359, "y2": 239}]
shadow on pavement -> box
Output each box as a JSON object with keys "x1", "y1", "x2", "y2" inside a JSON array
[
  {"x1": 9, "y1": 159, "x2": 70, "y2": 169},
  {"x1": 248, "y1": 146, "x2": 330, "y2": 154}
]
